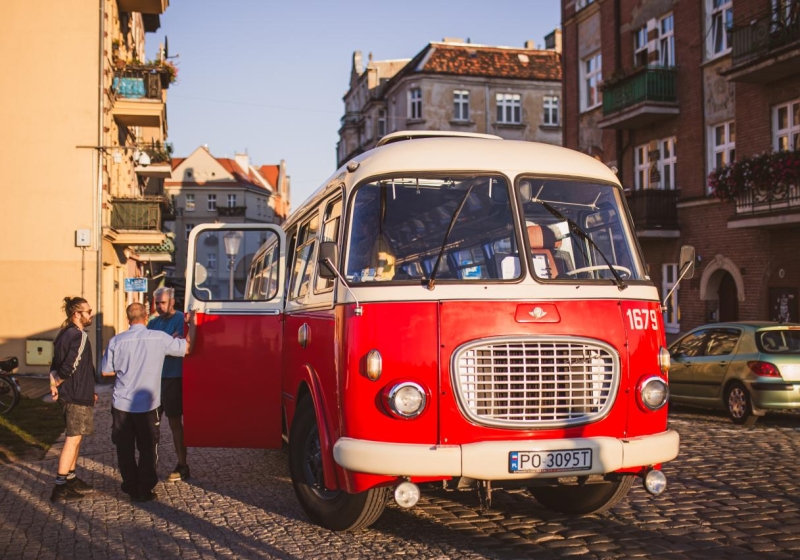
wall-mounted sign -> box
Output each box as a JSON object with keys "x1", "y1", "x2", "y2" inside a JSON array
[{"x1": 124, "y1": 277, "x2": 148, "y2": 293}]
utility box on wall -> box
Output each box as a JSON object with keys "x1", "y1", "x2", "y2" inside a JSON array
[{"x1": 26, "y1": 339, "x2": 54, "y2": 366}]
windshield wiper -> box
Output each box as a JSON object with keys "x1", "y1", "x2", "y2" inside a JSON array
[
  {"x1": 533, "y1": 197, "x2": 628, "y2": 291},
  {"x1": 427, "y1": 183, "x2": 475, "y2": 290}
]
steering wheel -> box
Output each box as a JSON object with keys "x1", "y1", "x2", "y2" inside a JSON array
[{"x1": 565, "y1": 265, "x2": 632, "y2": 279}]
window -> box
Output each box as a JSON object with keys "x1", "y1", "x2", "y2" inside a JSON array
[
  {"x1": 659, "y1": 13, "x2": 675, "y2": 66},
  {"x1": 705, "y1": 329, "x2": 740, "y2": 356},
  {"x1": 315, "y1": 197, "x2": 342, "y2": 293},
  {"x1": 673, "y1": 330, "x2": 708, "y2": 357},
  {"x1": 709, "y1": 121, "x2": 736, "y2": 193},
  {"x1": 662, "y1": 263, "x2": 680, "y2": 333},
  {"x1": 581, "y1": 53, "x2": 602, "y2": 111},
  {"x1": 709, "y1": 0, "x2": 733, "y2": 57},
  {"x1": 453, "y1": 90, "x2": 470, "y2": 121},
  {"x1": 774, "y1": 99, "x2": 800, "y2": 151},
  {"x1": 635, "y1": 138, "x2": 677, "y2": 190},
  {"x1": 378, "y1": 109, "x2": 386, "y2": 137},
  {"x1": 289, "y1": 216, "x2": 319, "y2": 301},
  {"x1": 576, "y1": 0, "x2": 595, "y2": 9},
  {"x1": 227, "y1": 194, "x2": 236, "y2": 208},
  {"x1": 408, "y1": 88, "x2": 422, "y2": 120},
  {"x1": 207, "y1": 254, "x2": 217, "y2": 270},
  {"x1": 634, "y1": 26, "x2": 648, "y2": 67},
  {"x1": 185, "y1": 223, "x2": 194, "y2": 240},
  {"x1": 543, "y1": 96, "x2": 559, "y2": 126},
  {"x1": 207, "y1": 194, "x2": 217, "y2": 211},
  {"x1": 185, "y1": 194, "x2": 195, "y2": 212},
  {"x1": 496, "y1": 93, "x2": 521, "y2": 124}
]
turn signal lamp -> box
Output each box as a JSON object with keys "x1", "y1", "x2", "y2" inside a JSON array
[
  {"x1": 748, "y1": 361, "x2": 781, "y2": 377},
  {"x1": 366, "y1": 349, "x2": 382, "y2": 381},
  {"x1": 636, "y1": 375, "x2": 669, "y2": 412},
  {"x1": 658, "y1": 347, "x2": 671, "y2": 375}
]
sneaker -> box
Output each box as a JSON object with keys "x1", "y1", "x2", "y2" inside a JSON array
[
  {"x1": 167, "y1": 464, "x2": 190, "y2": 482},
  {"x1": 50, "y1": 483, "x2": 84, "y2": 503},
  {"x1": 134, "y1": 490, "x2": 158, "y2": 503},
  {"x1": 67, "y1": 477, "x2": 94, "y2": 493}
]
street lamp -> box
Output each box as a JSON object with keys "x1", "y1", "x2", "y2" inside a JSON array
[{"x1": 223, "y1": 231, "x2": 241, "y2": 299}]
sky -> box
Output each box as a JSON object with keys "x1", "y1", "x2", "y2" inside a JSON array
[{"x1": 149, "y1": 0, "x2": 562, "y2": 210}]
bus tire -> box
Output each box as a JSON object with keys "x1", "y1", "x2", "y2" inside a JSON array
[
  {"x1": 528, "y1": 475, "x2": 634, "y2": 515},
  {"x1": 288, "y1": 397, "x2": 388, "y2": 531}
]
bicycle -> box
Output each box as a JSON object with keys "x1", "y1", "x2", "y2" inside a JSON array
[{"x1": 0, "y1": 356, "x2": 21, "y2": 415}]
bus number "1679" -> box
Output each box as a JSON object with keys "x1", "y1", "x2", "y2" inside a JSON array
[{"x1": 626, "y1": 308, "x2": 659, "y2": 331}]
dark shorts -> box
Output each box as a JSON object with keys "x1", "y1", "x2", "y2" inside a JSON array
[
  {"x1": 160, "y1": 377, "x2": 183, "y2": 419},
  {"x1": 60, "y1": 402, "x2": 94, "y2": 437}
]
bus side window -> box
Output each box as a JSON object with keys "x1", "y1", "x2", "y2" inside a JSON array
[
  {"x1": 246, "y1": 254, "x2": 265, "y2": 300},
  {"x1": 315, "y1": 197, "x2": 342, "y2": 293},
  {"x1": 289, "y1": 215, "x2": 320, "y2": 302}
]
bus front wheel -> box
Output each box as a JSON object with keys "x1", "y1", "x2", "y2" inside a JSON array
[
  {"x1": 288, "y1": 397, "x2": 388, "y2": 531},
  {"x1": 528, "y1": 476, "x2": 634, "y2": 515}
]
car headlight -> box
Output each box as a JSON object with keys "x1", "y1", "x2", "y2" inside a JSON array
[
  {"x1": 637, "y1": 375, "x2": 669, "y2": 411},
  {"x1": 384, "y1": 382, "x2": 427, "y2": 419}
]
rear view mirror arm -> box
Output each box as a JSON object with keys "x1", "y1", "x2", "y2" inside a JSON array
[
  {"x1": 324, "y1": 259, "x2": 363, "y2": 316},
  {"x1": 661, "y1": 260, "x2": 693, "y2": 312}
]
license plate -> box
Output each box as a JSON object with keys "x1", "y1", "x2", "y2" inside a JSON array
[{"x1": 509, "y1": 449, "x2": 592, "y2": 473}]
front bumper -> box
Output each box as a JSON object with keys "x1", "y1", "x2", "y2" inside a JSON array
[{"x1": 333, "y1": 430, "x2": 680, "y2": 481}]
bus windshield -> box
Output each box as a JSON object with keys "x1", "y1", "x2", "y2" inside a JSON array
[
  {"x1": 518, "y1": 177, "x2": 646, "y2": 282},
  {"x1": 345, "y1": 175, "x2": 519, "y2": 283}
]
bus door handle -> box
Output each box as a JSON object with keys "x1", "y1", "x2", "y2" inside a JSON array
[{"x1": 298, "y1": 323, "x2": 310, "y2": 348}]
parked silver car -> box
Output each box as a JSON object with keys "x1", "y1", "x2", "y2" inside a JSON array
[{"x1": 668, "y1": 322, "x2": 800, "y2": 425}]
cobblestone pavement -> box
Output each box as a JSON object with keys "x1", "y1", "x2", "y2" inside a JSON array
[{"x1": 1, "y1": 388, "x2": 799, "y2": 559}]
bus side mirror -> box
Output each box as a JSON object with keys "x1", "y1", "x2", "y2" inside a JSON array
[
  {"x1": 679, "y1": 245, "x2": 695, "y2": 279},
  {"x1": 318, "y1": 241, "x2": 339, "y2": 279}
]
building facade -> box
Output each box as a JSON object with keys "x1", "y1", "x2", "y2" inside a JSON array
[
  {"x1": 561, "y1": 0, "x2": 800, "y2": 334},
  {"x1": 338, "y1": 35, "x2": 564, "y2": 167},
  {"x1": 0, "y1": 0, "x2": 174, "y2": 373},
  {"x1": 164, "y1": 146, "x2": 290, "y2": 301}
]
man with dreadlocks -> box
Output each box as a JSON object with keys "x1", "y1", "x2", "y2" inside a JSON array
[{"x1": 49, "y1": 296, "x2": 98, "y2": 502}]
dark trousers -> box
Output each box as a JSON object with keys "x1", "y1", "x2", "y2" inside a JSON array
[{"x1": 111, "y1": 407, "x2": 160, "y2": 497}]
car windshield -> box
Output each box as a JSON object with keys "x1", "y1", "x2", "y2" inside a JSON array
[
  {"x1": 344, "y1": 175, "x2": 518, "y2": 283},
  {"x1": 518, "y1": 177, "x2": 646, "y2": 282},
  {"x1": 756, "y1": 329, "x2": 800, "y2": 354}
]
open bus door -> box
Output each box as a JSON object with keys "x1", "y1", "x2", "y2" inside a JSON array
[{"x1": 184, "y1": 223, "x2": 286, "y2": 448}]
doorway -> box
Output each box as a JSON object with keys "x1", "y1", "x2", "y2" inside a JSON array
[{"x1": 718, "y1": 272, "x2": 739, "y2": 322}]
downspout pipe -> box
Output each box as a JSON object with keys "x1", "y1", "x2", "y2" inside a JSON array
[{"x1": 96, "y1": 0, "x2": 104, "y2": 380}]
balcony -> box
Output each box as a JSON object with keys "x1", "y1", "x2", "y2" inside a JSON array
[
  {"x1": 728, "y1": 185, "x2": 800, "y2": 229},
  {"x1": 117, "y1": 0, "x2": 169, "y2": 14},
  {"x1": 135, "y1": 141, "x2": 173, "y2": 178},
  {"x1": 723, "y1": 3, "x2": 800, "y2": 84},
  {"x1": 106, "y1": 197, "x2": 168, "y2": 245},
  {"x1": 217, "y1": 206, "x2": 247, "y2": 217},
  {"x1": 625, "y1": 189, "x2": 680, "y2": 237},
  {"x1": 598, "y1": 67, "x2": 679, "y2": 129},
  {"x1": 111, "y1": 69, "x2": 167, "y2": 130}
]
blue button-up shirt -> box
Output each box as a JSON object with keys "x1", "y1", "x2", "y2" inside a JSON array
[{"x1": 101, "y1": 324, "x2": 187, "y2": 413}]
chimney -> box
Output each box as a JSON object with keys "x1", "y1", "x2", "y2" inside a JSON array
[
  {"x1": 525, "y1": 40, "x2": 536, "y2": 49},
  {"x1": 353, "y1": 51, "x2": 363, "y2": 75},
  {"x1": 544, "y1": 29, "x2": 562, "y2": 53},
  {"x1": 442, "y1": 37, "x2": 465, "y2": 43},
  {"x1": 235, "y1": 152, "x2": 250, "y2": 174}
]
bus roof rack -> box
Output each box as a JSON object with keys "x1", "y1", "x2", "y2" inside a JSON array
[{"x1": 377, "y1": 130, "x2": 503, "y2": 147}]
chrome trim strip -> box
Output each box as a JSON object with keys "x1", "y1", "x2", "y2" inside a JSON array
[{"x1": 205, "y1": 308, "x2": 281, "y2": 316}]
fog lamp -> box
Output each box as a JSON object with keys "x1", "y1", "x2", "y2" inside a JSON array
[
  {"x1": 394, "y1": 481, "x2": 420, "y2": 508},
  {"x1": 644, "y1": 469, "x2": 667, "y2": 496},
  {"x1": 366, "y1": 349, "x2": 382, "y2": 381},
  {"x1": 637, "y1": 376, "x2": 669, "y2": 411},
  {"x1": 658, "y1": 346, "x2": 671, "y2": 375},
  {"x1": 385, "y1": 382, "x2": 427, "y2": 419}
]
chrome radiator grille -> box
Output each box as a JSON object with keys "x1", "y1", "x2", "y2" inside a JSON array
[{"x1": 452, "y1": 337, "x2": 619, "y2": 428}]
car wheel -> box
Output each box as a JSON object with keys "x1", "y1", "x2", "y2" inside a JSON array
[
  {"x1": 725, "y1": 381, "x2": 758, "y2": 426},
  {"x1": 289, "y1": 396, "x2": 388, "y2": 531},
  {"x1": 528, "y1": 476, "x2": 634, "y2": 515}
]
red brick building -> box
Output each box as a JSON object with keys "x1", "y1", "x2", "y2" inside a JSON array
[{"x1": 561, "y1": 0, "x2": 800, "y2": 336}]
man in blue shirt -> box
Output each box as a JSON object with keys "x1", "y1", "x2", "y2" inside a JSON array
[
  {"x1": 148, "y1": 287, "x2": 190, "y2": 482},
  {"x1": 102, "y1": 302, "x2": 189, "y2": 502}
]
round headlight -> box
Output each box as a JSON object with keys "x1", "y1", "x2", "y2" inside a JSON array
[
  {"x1": 658, "y1": 346, "x2": 671, "y2": 375},
  {"x1": 638, "y1": 376, "x2": 669, "y2": 411},
  {"x1": 385, "y1": 382, "x2": 427, "y2": 419}
]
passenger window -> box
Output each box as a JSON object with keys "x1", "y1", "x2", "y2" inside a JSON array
[
  {"x1": 246, "y1": 239, "x2": 280, "y2": 301},
  {"x1": 673, "y1": 330, "x2": 707, "y2": 357},
  {"x1": 289, "y1": 216, "x2": 320, "y2": 301},
  {"x1": 315, "y1": 197, "x2": 342, "y2": 293},
  {"x1": 705, "y1": 329, "x2": 740, "y2": 356}
]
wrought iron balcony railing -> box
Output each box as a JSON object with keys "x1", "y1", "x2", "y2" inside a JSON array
[
  {"x1": 731, "y1": 2, "x2": 800, "y2": 66},
  {"x1": 111, "y1": 197, "x2": 165, "y2": 230},
  {"x1": 217, "y1": 206, "x2": 247, "y2": 217},
  {"x1": 112, "y1": 69, "x2": 165, "y2": 100},
  {"x1": 734, "y1": 184, "x2": 800, "y2": 216},
  {"x1": 625, "y1": 188, "x2": 680, "y2": 230},
  {"x1": 602, "y1": 67, "x2": 678, "y2": 116},
  {"x1": 136, "y1": 141, "x2": 173, "y2": 164}
]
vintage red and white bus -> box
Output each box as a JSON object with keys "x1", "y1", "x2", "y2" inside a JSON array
[{"x1": 183, "y1": 131, "x2": 686, "y2": 531}]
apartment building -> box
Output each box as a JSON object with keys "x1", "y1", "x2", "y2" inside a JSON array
[
  {"x1": 164, "y1": 146, "x2": 290, "y2": 301},
  {"x1": 338, "y1": 34, "x2": 564, "y2": 167},
  {"x1": 561, "y1": 0, "x2": 800, "y2": 334},
  {"x1": 0, "y1": 0, "x2": 175, "y2": 372}
]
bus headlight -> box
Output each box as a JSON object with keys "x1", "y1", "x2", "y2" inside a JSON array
[
  {"x1": 384, "y1": 382, "x2": 427, "y2": 419},
  {"x1": 658, "y1": 346, "x2": 671, "y2": 375},
  {"x1": 637, "y1": 375, "x2": 669, "y2": 412}
]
